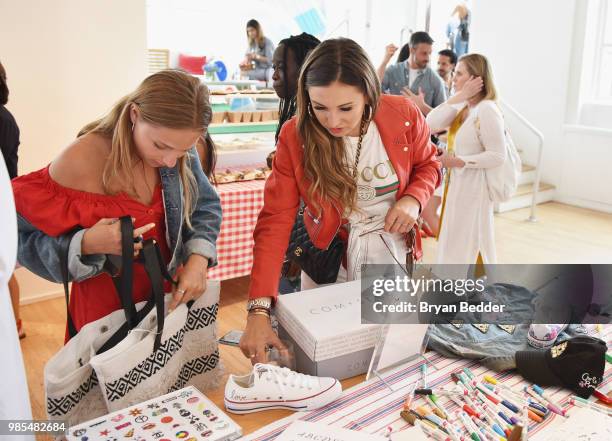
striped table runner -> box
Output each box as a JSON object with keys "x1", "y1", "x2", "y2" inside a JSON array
[{"x1": 244, "y1": 326, "x2": 611, "y2": 440}]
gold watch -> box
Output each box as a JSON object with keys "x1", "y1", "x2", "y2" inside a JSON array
[{"x1": 246, "y1": 297, "x2": 272, "y2": 312}]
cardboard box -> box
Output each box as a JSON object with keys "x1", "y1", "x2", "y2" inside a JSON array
[{"x1": 275, "y1": 280, "x2": 382, "y2": 380}]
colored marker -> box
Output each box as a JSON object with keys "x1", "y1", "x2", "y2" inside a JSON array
[
  {"x1": 500, "y1": 399, "x2": 519, "y2": 414},
  {"x1": 481, "y1": 404, "x2": 512, "y2": 432},
  {"x1": 463, "y1": 367, "x2": 476, "y2": 380},
  {"x1": 421, "y1": 364, "x2": 428, "y2": 388},
  {"x1": 592, "y1": 389, "x2": 612, "y2": 406},
  {"x1": 415, "y1": 388, "x2": 466, "y2": 397},
  {"x1": 459, "y1": 373, "x2": 475, "y2": 392},
  {"x1": 525, "y1": 388, "x2": 562, "y2": 417},
  {"x1": 524, "y1": 388, "x2": 546, "y2": 405},
  {"x1": 605, "y1": 352, "x2": 612, "y2": 364},
  {"x1": 531, "y1": 385, "x2": 566, "y2": 416},
  {"x1": 448, "y1": 395, "x2": 481, "y2": 419},
  {"x1": 521, "y1": 406, "x2": 529, "y2": 441},
  {"x1": 475, "y1": 383, "x2": 503, "y2": 403},
  {"x1": 426, "y1": 395, "x2": 448, "y2": 420},
  {"x1": 457, "y1": 411, "x2": 482, "y2": 441},
  {"x1": 440, "y1": 420, "x2": 463, "y2": 441},
  {"x1": 401, "y1": 411, "x2": 450, "y2": 441},
  {"x1": 570, "y1": 396, "x2": 612, "y2": 415},
  {"x1": 429, "y1": 394, "x2": 450, "y2": 419},
  {"x1": 415, "y1": 406, "x2": 448, "y2": 431},
  {"x1": 404, "y1": 383, "x2": 417, "y2": 411},
  {"x1": 471, "y1": 414, "x2": 505, "y2": 441}
]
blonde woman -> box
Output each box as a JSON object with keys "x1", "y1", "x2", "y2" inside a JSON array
[
  {"x1": 12, "y1": 70, "x2": 221, "y2": 335},
  {"x1": 240, "y1": 38, "x2": 441, "y2": 363},
  {"x1": 426, "y1": 54, "x2": 505, "y2": 265}
]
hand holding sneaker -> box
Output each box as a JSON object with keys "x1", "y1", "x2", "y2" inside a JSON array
[{"x1": 224, "y1": 363, "x2": 342, "y2": 414}]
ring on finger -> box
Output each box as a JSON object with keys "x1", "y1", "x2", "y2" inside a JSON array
[{"x1": 177, "y1": 288, "x2": 186, "y2": 295}]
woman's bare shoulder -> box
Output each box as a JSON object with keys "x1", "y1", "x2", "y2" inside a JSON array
[{"x1": 48, "y1": 133, "x2": 111, "y2": 193}]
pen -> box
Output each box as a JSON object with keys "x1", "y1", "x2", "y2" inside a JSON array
[{"x1": 530, "y1": 385, "x2": 566, "y2": 416}]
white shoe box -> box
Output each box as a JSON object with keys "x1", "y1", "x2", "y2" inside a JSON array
[{"x1": 275, "y1": 280, "x2": 382, "y2": 380}]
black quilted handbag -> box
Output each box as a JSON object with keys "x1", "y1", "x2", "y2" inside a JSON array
[{"x1": 282, "y1": 206, "x2": 345, "y2": 284}]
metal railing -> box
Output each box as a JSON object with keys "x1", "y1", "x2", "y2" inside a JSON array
[{"x1": 500, "y1": 99, "x2": 544, "y2": 222}]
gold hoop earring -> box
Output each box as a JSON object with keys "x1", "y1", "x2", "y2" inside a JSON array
[
  {"x1": 307, "y1": 103, "x2": 315, "y2": 118},
  {"x1": 363, "y1": 104, "x2": 373, "y2": 122}
]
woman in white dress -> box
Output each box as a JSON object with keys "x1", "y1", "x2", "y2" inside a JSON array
[{"x1": 426, "y1": 54, "x2": 505, "y2": 264}]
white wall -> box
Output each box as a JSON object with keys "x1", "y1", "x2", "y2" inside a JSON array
[
  {"x1": 0, "y1": 0, "x2": 148, "y2": 302},
  {"x1": 145, "y1": 0, "x2": 420, "y2": 78},
  {"x1": 470, "y1": 0, "x2": 612, "y2": 213}
]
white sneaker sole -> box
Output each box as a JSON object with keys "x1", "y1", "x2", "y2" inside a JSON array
[{"x1": 224, "y1": 380, "x2": 341, "y2": 414}]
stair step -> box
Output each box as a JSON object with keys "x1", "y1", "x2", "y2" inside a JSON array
[
  {"x1": 519, "y1": 164, "x2": 537, "y2": 185},
  {"x1": 522, "y1": 164, "x2": 535, "y2": 172},
  {"x1": 495, "y1": 182, "x2": 555, "y2": 213},
  {"x1": 514, "y1": 182, "x2": 555, "y2": 196}
]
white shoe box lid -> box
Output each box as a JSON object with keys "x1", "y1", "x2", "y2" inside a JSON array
[{"x1": 275, "y1": 281, "x2": 382, "y2": 362}]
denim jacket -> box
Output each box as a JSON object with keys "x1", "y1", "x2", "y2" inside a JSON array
[{"x1": 16, "y1": 148, "x2": 222, "y2": 283}]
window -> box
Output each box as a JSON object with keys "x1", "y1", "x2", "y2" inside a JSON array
[{"x1": 594, "y1": 0, "x2": 612, "y2": 101}]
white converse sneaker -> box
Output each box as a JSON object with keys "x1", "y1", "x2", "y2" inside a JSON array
[
  {"x1": 528, "y1": 324, "x2": 569, "y2": 349},
  {"x1": 224, "y1": 363, "x2": 342, "y2": 414}
]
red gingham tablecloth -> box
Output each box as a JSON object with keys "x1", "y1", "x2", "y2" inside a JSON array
[{"x1": 208, "y1": 179, "x2": 266, "y2": 281}]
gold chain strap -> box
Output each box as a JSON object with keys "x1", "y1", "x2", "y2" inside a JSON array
[{"x1": 351, "y1": 118, "x2": 367, "y2": 180}]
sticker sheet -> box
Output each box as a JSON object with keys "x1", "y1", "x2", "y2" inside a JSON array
[{"x1": 66, "y1": 386, "x2": 242, "y2": 441}]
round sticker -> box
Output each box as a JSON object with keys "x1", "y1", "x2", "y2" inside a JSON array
[
  {"x1": 111, "y1": 414, "x2": 124, "y2": 422},
  {"x1": 176, "y1": 431, "x2": 189, "y2": 439},
  {"x1": 142, "y1": 423, "x2": 156, "y2": 430},
  {"x1": 186, "y1": 397, "x2": 199, "y2": 404},
  {"x1": 160, "y1": 416, "x2": 173, "y2": 424}
]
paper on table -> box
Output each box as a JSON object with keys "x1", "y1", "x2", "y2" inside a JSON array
[
  {"x1": 367, "y1": 324, "x2": 429, "y2": 379},
  {"x1": 539, "y1": 407, "x2": 612, "y2": 441},
  {"x1": 390, "y1": 425, "x2": 430, "y2": 441},
  {"x1": 274, "y1": 420, "x2": 385, "y2": 441}
]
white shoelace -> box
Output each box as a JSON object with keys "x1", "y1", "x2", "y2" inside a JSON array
[{"x1": 256, "y1": 364, "x2": 314, "y2": 390}]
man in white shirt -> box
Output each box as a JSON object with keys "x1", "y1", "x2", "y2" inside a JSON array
[
  {"x1": 0, "y1": 155, "x2": 34, "y2": 441},
  {"x1": 437, "y1": 49, "x2": 457, "y2": 97}
]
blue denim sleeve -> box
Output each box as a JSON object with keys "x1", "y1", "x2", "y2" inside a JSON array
[
  {"x1": 16, "y1": 214, "x2": 106, "y2": 282},
  {"x1": 181, "y1": 148, "x2": 222, "y2": 268}
]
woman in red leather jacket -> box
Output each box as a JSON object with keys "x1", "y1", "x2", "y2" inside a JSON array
[{"x1": 240, "y1": 38, "x2": 441, "y2": 363}]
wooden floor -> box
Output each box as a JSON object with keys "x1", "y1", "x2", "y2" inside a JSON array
[{"x1": 18, "y1": 202, "x2": 612, "y2": 439}]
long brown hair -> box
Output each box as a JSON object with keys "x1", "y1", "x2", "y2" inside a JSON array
[
  {"x1": 79, "y1": 69, "x2": 212, "y2": 228},
  {"x1": 246, "y1": 19, "x2": 265, "y2": 47},
  {"x1": 296, "y1": 38, "x2": 381, "y2": 214}
]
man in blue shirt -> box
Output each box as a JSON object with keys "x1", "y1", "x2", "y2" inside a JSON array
[{"x1": 381, "y1": 31, "x2": 447, "y2": 115}]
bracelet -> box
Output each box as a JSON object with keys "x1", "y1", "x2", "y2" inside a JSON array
[
  {"x1": 249, "y1": 310, "x2": 271, "y2": 319},
  {"x1": 249, "y1": 307, "x2": 271, "y2": 315}
]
